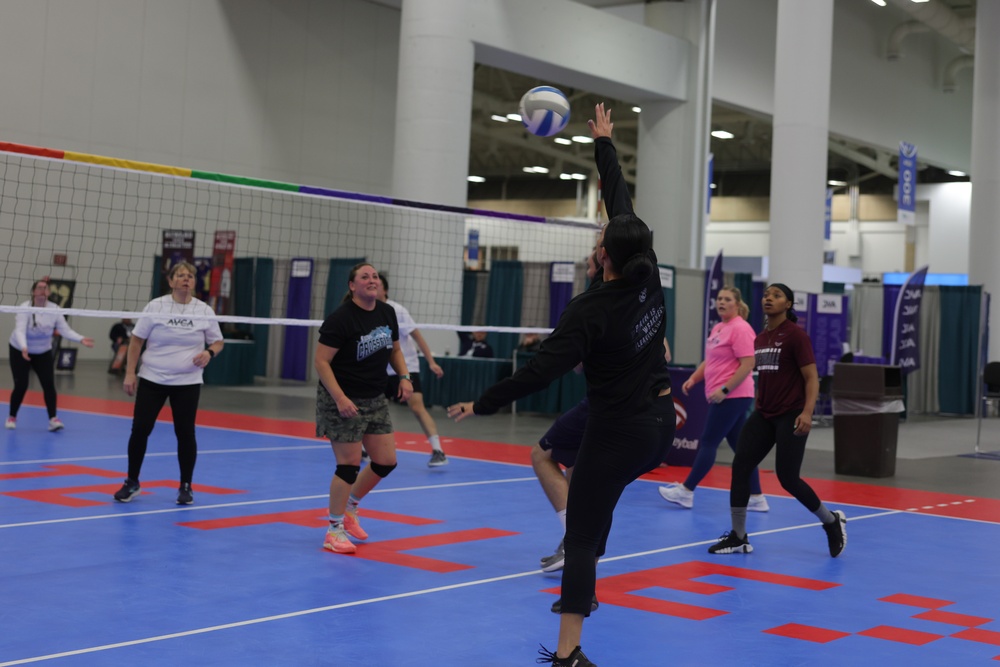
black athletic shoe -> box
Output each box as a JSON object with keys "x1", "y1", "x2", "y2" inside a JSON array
[
  {"x1": 708, "y1": 531, "x2": 753, "y2": 554},
  {"x1": 536, "y1": 644, "x2": 597, "y2": 666},
  {"x1": 823, "y1": 510, "x2": 847, "y2": 557},
  {"x1": 550, "y1": 595, "x2": 599, "y2": 614},
  {"x1": 177, "y1": 483, "x2": 194, "y2": 505},
  {"x1": 113, "y1": 479, "x2": 140, "y2": 503}
]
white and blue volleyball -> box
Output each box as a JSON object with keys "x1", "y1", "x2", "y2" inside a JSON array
[{"x1": 518, "y1": 86, "x2": 570, "y2": 137}]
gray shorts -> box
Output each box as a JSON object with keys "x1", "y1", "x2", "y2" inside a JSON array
[{"x1": 316, "y1": 390, "x2": 393, "y2": 443}]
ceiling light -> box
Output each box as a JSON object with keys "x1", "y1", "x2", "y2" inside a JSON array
[
  {"x1": 554, "y1": 137, "x2": 572, "y2": 145},
  {"x1": 710, "y1": 130, "x2": 735, "y2": 140},
  {"x1": 571, "y1": 136, "x2": 594, "y2": 144},
  {"x1": 467, "y1": 175, "x2": 486, "y2": 183},
  {"x1": 632, "y1": 106, "x2": 641, "y2": 113},
  {"x1": 947, "y1": 170, "x2": 967, "y2": 177},
  {"x1": 827, "y1": 180, "x2": 847, "y2": 186},
  {"x1": 559, "y1": 173, "x2": 573, "y2": 180},
  {"x1": 910, "y1": 0, "x2": 930, "y2": 3},
  {"x1": 491, "y1": 114, "x2": 509, "y2": 123},
  {"x1": 710, "y1": 183, "x2": 717, "y2": 189},
  {"x1": 870, "y1": 0, "x2": 886, "y2": 6},
  {"x1": 572, "y1": 173, "x2": 587, "y2": 180},
  {"x1": 522, "y1": 166, "x2": 549, "y2": 174},
  {"x1": 506, "y1": 113, "x2": 522, "y2": 122}
]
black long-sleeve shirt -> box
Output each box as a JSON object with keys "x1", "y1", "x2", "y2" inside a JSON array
[{"x1": 473, "y1": 137, "x2": 669, "y2": 418}]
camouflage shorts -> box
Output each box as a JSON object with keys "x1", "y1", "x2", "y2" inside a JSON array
[{"x1": 316, "y1": 389, "x2": 393, "y2": 443}]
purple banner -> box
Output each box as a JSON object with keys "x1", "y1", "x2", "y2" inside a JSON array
[
  {"x1": 281, "y1": 258, "x2": 314, "y2": 381},
  {"x1": 793, "y1": 292, "x2": 811, "y2": 334},
  {"x1": 808, "y1": 294, "x2": 849, "y2": 377},
  {"x1": 549, "y1": 262, "x2": 575, "y2": 327},
  {"x1": 664, "y1": 367, "x2": 706, "y2": 466},
  {"x1": 897, "y1": 142, "x2": 917, "y2": 225},
  {"x1": 890, "y1": 265, "x2": 928, "y2": 373},
  {"x1": 703, "y1": 251, "x2": 723, "y2": 345}
]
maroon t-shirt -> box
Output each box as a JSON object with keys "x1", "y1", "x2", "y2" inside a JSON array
[{"x1": 753, "y1": 319, "x2": 815, "y2": 418}]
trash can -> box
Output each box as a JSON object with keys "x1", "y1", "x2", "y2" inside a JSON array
[{"x1": 831, "y1": 363, "x2": 905, "y2": 477}]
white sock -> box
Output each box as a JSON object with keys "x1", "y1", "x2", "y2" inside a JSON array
[
  {"x1": 557, "y1": 509, "x2": 567, "y2": 531},
  {"x1": 328, "y1": 514, "x2": 344, "y2": 529},
  {"x1": 429, "y1": 434, "x2": 442, "y2": 452}
]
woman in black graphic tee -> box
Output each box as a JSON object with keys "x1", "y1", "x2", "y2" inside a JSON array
[
  {"x1": 448, "y1": 104, "x2": 674, "y2": 667},
  {"x1": 314, "y1": 263, "x2": 412, "y2": 555},
  {"x1": 707, "y1": 282, "x2": 847, "y2": 560}
]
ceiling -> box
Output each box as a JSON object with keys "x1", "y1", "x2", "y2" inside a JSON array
[{"x1": 466, "y1": 0, "x2": 977, "y2": 203}]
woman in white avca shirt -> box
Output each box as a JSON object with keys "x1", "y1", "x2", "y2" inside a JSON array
[
  {"x1": 113, "y1": 262, "x2": 224, "y2": 506},
  {"x1": 6, "y1": 279, "x2": 95, "y2": 432}
]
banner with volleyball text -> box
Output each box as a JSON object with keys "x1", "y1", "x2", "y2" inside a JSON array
[
  {"x1": 703, "y1": 250, "x2": 723, "y2": 349},
  {"x1": 890, "y1": 265, "x2": 929, "y2": 373}
]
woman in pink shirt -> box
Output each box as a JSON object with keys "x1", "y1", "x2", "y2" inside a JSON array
[{"x1": 658, "y1": 287, "x2": 768, "y2": 511}]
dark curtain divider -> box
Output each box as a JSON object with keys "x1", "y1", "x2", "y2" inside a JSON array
[
  {"x1": 233, "y1": 258, "x2": 254, "y2": 333},
  {"x1": 658, "y1": 264, "x2": 676, "y2": 356},
  {"x1": 281, "y1": 259, "x2": 313, "y2": 381},
  {"x1": 326, "y1": 258, "x2": 366, "y2": 318},
  {"x1": 253, "y1": 258, "x2": 274, "y2": 376},
  {"x1": 751, "y1": 281, "x2": 765, "y2": 333},
  {"x1": 823, "y1": 282, "x2": 846, "y2": 295},
  {"x1": 881, "y1": 284, "x2": 901, "y2": 359},
  {"x1": 485, "y1": 260, "x2": 523, "y2": 359},
  {"x1": 462, "y1": 270, "x2": 479, "y2": 325},
  {"x1": 938, "y1": 285, "x2": 981, "y2": 415}
]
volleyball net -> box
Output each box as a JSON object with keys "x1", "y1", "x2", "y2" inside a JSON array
[{"x1": 0, "y1": 143, "x2": 600, "y2": 365}]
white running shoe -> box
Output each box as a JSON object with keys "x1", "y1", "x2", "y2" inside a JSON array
[
  {"x1": 658, "y1": 483, "x2": 694, "y2": 509},
  {"x1": 5, "y1": 417, "x2": 15, "y2": 430},
  {"x1": 748, "y1": 494, "x2": 770, "y2": 512},
  {"x1": 48, "y1": 417, "x2": 65, "y2": 432}
]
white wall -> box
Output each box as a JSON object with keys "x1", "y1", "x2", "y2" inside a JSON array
[
  {"x1": 924, "y1": 182, "x2": 972, "y2": 273},
  {"x1": 0, "y1": 0, "x2": 402, "y2": 195}
]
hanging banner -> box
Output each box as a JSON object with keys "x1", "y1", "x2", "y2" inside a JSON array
[
  {"x1": 549, "y1": 262, "x2": 575, "y2": 327},
  {"x1": 793, "y1": 292, "x2": 811, "y2": 333},
  {"x1": 282, "y1": 258, "x2": 314, "y2": 381},
  {"x1": 824, "y1": 188, "x2": 833, "y2": 241},
  {"x1": 161, "y1": 230, "x2": 195, "y2": 295},
  {"x1": 809, "y1": 293, "x2": 849, "y2": 377},
  {"x1": 703, "y1": 250, "x2": 723, "y2": 346},
  {"x1": 890, "y1": 265, "x2": 929, "y2": 373},
  {"x1": 467, "y1": 229, "x2": 480, "y2": 269},
  {"x1": 208, "y1": 231, "x2": 236, "y2": 314},
  {"x1": 897, "y1": 141, "x2": 917, "y2": 226}
]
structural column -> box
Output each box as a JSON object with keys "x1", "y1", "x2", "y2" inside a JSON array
[
  {"x1": 767, "y1": 0, "x2": 834, "y2": 293},
  {"x1": 967, "y1": 1, "x2": 1000, "y2": 357},
  {"x1": 392, "y1": 0, "x2": 474, "y2": 207}
]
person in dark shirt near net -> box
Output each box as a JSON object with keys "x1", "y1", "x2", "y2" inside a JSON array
[{"x1": 448, "y1": 103, "x2": 674, "y2": 667}]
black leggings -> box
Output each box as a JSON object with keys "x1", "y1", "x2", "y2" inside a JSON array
[
  {"x1": 560, "y1": 394, "x2": 675, "y2": 616},
  {"x1": 127, "y1": 378, "x2": 201, "y2": 484},
  {"x1": 730, "y1": 409, "x2": 821, "y2": 512},
  {"x1": 8, "y1": 345, "x2": 57, "y2": 419}
]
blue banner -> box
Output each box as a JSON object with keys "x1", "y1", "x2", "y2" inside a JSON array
[
  {"x1": 824, "y1": 188, "x2": 833, "y2": 241},
  {"x1": 809, "y1": 293, "x2": 849, "y2": 377},
  {"x1": 890, "y1": 265, "x2": 929, "y2": 373},
  {"x1": 664, "y1": 367, "x2": 705, "y2": 466},
  {"x1": 898, "y1": 142, "x2": 917, "y2": 226},
  {"x1": 467, "y1": 229, "x2": 480, "y2": 264},
  {"x1": 281, "y1": 258, "x2": 313, "y2": 381},
  {"x1": 548, "y1": 262, "x2": 575, "y2": 327},
  {"x1": 703, "y1": 250, "x2": 723, "y2": 346}
]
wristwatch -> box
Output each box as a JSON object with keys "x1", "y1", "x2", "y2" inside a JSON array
[
  {"x1": 720, "y1": 386, "x2": 730, "y2": 395},
  {"x1": 207, "y1": 349, "x2": 216, "y2": 358},
  {"x1": 400, "y1": 374, "x2": 411, "y2": 381}
]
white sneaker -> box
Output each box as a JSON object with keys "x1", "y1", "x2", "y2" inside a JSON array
[
  {"x1": 748, "y1": 494, "x2": 770, "y2": 512},
  {"x1": 48, "y1": 417, "x2": 65, "y2": 432},
  {"x1": 5, "y1": 417, "x2": 15, "y2": 430},
  {"x1": 658, "y1": 483, "x2": 694, "y2": 509}
]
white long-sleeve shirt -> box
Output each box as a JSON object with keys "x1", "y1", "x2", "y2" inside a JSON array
[{"x1": 8, "y1": 301, "x2": 86, "y2": 354}]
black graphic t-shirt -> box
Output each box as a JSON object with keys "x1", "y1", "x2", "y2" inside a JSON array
[
  {"x1": 754, "y1": 319, "x2": 815, "y2": 418},
  {"x1": 318, "y1": 300, "x2": 399, "y2": 399}
]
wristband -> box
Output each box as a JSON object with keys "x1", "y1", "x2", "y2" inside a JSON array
[
  {"x1": 207, "y1": 349, "x2": 216, "y2": 358},
  {"x1": 720, "y1": 386, "x2": 729, "y2": 395},
  {"x1": 399, "y1": 374, "x2": 411, "y2": 381}
]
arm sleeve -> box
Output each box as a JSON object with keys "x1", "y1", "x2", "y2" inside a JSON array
[
  {"x1": 794, "y1": 329, "x2": 817, "y2": 368},
  {"x1": 53, "y1": 315, "x2": 85, "y2": 343},
  {"x1": 732, "y1": 321, "x2": 757, "y2": 358},
  {"x1": 11, "y1": 311, "x2": 29, "y2": 351},
  {"x1": 594, "y1": 137, "x2": 634, "y2": 219}
]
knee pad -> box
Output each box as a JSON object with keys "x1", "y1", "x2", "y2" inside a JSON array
[
  {"x1": 369, "y1": 461, "x2": 397, "y2": 478},
  {"x1": 335, "y1": 464, "x2": 361, "y2": 485}
]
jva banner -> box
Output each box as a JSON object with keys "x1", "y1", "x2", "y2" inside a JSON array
[
  {"x1": 898, "y1": 142, "x2": 917, "y2": 226},
  {"x1": 890, "y1": 265, "x2": 929, "y2": 373},
  {"x1": 161, "y1": 230, "x2": 195, "y2": 295},
  {"x1": 703, "y1": 250, "x2": 723, "y2": 346},
  {"x1": 208, "y1": 231, "x2": 236, "y2": 314}
]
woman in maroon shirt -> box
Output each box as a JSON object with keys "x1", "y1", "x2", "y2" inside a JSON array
[{"x1": 708, "y1": 283, "x2": 847, "y2": 558}]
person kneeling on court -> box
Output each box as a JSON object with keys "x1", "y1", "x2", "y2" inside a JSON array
[{"x1": 315, "y1": 263, "x2": 411, "y2": 554}]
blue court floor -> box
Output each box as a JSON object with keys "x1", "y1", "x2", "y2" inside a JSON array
[{"x1": 2, "y1": 402, "x2": 1000, "y2": 666}]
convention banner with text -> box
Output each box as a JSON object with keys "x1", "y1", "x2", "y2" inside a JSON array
[
  {"x1": 703, "y1": 250, "x2": 723, "y2": 347},
  {"x1": 897, "y1": 142, "x2": 917, "y2": 226},
  {"x1": 890, "y1": 265, "x2": 929, "y2": 373}
]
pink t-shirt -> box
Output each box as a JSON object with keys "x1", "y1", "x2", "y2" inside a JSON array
[{"x1": 703, "y1": 317, "x2": 756, "y2": 399}]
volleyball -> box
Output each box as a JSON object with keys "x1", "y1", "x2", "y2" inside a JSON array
[{"x1": 518, "y1": 86, "x2": 570, "y2": 137}]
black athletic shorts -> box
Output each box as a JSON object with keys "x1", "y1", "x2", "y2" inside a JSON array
[
  {"x1": 385, "y1": 372, "x2": 422, "y2": 402},
  {"x1": 538, "y1": 397, "x2": 589, "y2": 468}
]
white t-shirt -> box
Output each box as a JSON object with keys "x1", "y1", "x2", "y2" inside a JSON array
[
  {"x1": 133, "y1": 295, "x2": 224, "y2": 386},
  {"x1": 385, "y1": 299, "x2": 418, "y2": 376},
  {"x1": 8, "y1": 301, "x2": 85, "y2": 354}
]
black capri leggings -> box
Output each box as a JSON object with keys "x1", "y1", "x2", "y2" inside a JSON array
[
  {"x1": 8, "y1": 345, "x2": 57, "y2": 419},
  {"x1": 730, "y1": 409, "x2": 821, "y2": 512},
  {"x1": 126, "y1": 378, "x2": 202, "y2": 484}
]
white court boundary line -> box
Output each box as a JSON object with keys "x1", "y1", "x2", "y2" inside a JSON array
[{"x1": 0, "y1": 509, "x2": 903, "y2": 666}]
